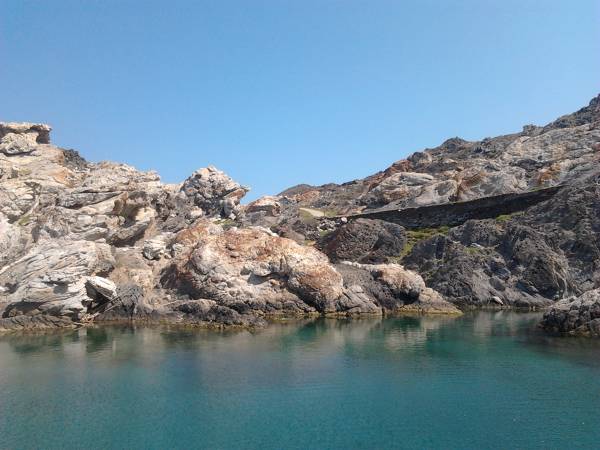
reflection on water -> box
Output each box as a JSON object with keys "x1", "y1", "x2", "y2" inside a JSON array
[
  {"x1": 2, "y1": 311, "x2": 597, "y2": 365},
  {"x1": 1, "y1": 312, "x2": 600, "y2": 449}
]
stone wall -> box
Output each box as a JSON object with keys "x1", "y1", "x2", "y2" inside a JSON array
[{"x1": 347, "y1": 186, "x2": 563, "y2": 229}]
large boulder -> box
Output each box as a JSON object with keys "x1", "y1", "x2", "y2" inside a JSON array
[
  {"x1": 165, "y1": 221, "x2": 346, "y2": 315},
  {"x1": 0, "y1": 122, "x2": 51, "y2": 155},
  {"x1": 245, "y1": 195, "x2": 281, "y2": 216},
  {"x1": 180, "y1": 166, "x2": 249, "y2": 218},
  {"x1": 0, "y1": 240, "x2": 115, "y2": 321},
  {"x1": 320, "y1": 218, "x2": 407, "y2": 263},
  {"x1": 540, "y1": 289, "x2": 600, "y2": 336},
  {"x1": 336, "y1": 262, "x2": 461, "y2": 314},
  {"x1": 161, "y1": 221, "x2": 455, "y2": 319}
]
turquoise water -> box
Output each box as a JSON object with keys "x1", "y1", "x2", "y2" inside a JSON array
[{"x1": 1, "y1": 312, "x2": 600, "y2": 449}]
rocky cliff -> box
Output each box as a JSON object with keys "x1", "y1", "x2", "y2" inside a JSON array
[
  {"x1": 0, "y1": 122, "x2": 458, "y2": 332},
  {"x1": 243, "y1": 95, "x2": 600, "y2": 334},
  {"x1": 1, "y1": 95, "x2": 599, "y2": 334}
]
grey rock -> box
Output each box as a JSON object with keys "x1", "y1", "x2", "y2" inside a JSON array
[
  {"x1": 263, "y1": 94, "x2": 600, "y2": 238},
  {"x1": 541, "y1": 289, "x2": 600, "y2": 336},
  {"x1": 2, "y1": 94, "x2": 599, "y2": 331},
  {"x1": 0, "y1": 122, "x2": 51, "y2": 155},
  {"x1": 336, "y1": 262, "x2": 460, "y2": 314},
  {"x1": 320, "y1": 218, "x2": 407, "y2": 264},
  {"x1": 181, "y1": 165, "x2": 249, "y2": 218},
  {"x1": 142, "y1": 235, "x2": 171, "y2": 260},
  {"x1": 85, "y1": 276, "x2": 117, "y2": 301}
]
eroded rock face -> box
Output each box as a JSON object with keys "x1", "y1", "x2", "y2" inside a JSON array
[
  {"x1": 403, "y1": 169, "x2": 600, "y2": 309},
  {"x1": 0, "y1": 240, "x2": 114, "y2": 320},
  {"x1": 540, "y1": 289, "x2": 600, "y2": 336},
  {"x1": 320, "y1": 218, "x2": 407, "y2": 264},
  {"x1": 2, "y1": 94, "x2": 599, "y2": 332},
  {"x1": 181, "y1": 166, "x2": 249, "y2": 218},
  {"x1": 0, "y1": 122, "x2": 455, "y2": 331},
  {"x1": 163, "y1": 222, "x2": 458, "y2": 318},
  {"x1": 0, "y1": 123, "x2": 51, "y2": 155},
  {"x1": 255, "y1": 94, "x2": 600, "y2": 241}
]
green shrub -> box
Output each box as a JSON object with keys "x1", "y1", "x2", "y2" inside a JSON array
[
  {"x1": 215, "y1": 218, "x2": 236, "y2": 229},
  {"x1": 398, "y1": 225, "x2": 452, "y2": 259},
  {"x1": 466, "y1": 246, "x2": 484, "y2": 255},
  {"x1": 495, "y1": 211, "x2": 524, "y2": 224},
  {"x1": 17, "y1": 214, "x2": 31, "y2": 226},
  {"x1": 318, "y1": 229, "x2": 333, "y2": 238},
  {"x1": 495, "y1": 214, "x2": 512, "y2": 223}
]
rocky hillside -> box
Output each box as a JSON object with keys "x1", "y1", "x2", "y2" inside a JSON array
[
  {"x1": 243, "y1": 95, "x2": 600, "y2": 335},
  {"x1": 0, "y1": 122, "x2": 458, "y2": 331},
  {"x1": 285, "y1": 95, "x2": 599, "y2": 212},
  {"x1": 1, "y1": 95, "x2": 598, "y2": 334}
]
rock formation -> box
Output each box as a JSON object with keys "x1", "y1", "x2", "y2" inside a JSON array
[
  {"x1": 0, "y1": 123, "x2": 457, "y2": 331},
  {"x1": 2, "y1": 94, "x2": 599, "y2": 333},
  {"x1": 540, "y1": 289, "x2": 600, "y2": 336},
  {"x1": 274, "y1": 95, "x2": 600, "y2": 215},
  {"x1": 246, "y1": 95, "x2": 600, "y2": 333}
]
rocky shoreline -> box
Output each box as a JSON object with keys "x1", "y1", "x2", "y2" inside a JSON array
[
  {"x1": 540, "y1": 289, "x2": 600, "y2": 337},
  {"x1": 1, "y1": 94, "x2": 599, "y2": 335}
]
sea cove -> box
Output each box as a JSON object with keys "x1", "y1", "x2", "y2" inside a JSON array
[{"x1": 1, "y1": 312, "x2": 599, "y2": 449}]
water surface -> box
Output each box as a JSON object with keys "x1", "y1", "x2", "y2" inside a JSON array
[{"x1": 1, "y1": 312, "x2": 599, "y2": 449}]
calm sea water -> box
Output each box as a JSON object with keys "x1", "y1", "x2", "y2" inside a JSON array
[{"x1": 1, "y1": 312, "x2": 600, "y2": 449}]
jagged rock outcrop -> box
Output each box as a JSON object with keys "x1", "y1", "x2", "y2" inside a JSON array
[
  {"x1": 160, "y1": 221, "x2": 458, "y2": 319},
  {"x1": 241, "y1": 95, "x2": 600, "y2": 333},
  {"x1": 313, "y1": 168, "x2": 600, "y2": 310},
  {"x1": 401, "y1": 168, "x2": 600, "y2": 309},
  {"x1": 181, "y1": 166, "x2": 249, "y2": 218},
  {"x1": 256, "y1": 95, "x2": 600, "y2": 243},
  {"x1": 0, "y1": 122, "x2": 258, "y2": 330},
  {"x1": 540, "y1": 289, "x2": 600, "y2": 336},
  {"x1": 0, "y1": 123, "x2": 50, "y2": 155},
  {"x1": 0, "y1": 121, "x2": 455, "y2": 331},
  {"x1": 2, "y1": 94, "x2": 599, "y2": 333},
  {"x1": 320, "y1": 218, "x2": 407, "y2": 264}
]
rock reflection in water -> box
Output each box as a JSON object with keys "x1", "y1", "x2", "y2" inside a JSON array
[{"x1": 2, "y1": 312, "x2": 600, "y2": 450}]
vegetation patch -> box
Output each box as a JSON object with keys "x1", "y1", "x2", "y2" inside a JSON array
[
  {"x1": 298, "y1": 208, "x2": 319, "y2": 225},
  {"x1": 215, "y1": 218, "x2": 236, "y2": 229},
  {"x1": 17, "y1": 214, "x2": 31, "y2": 226},
  {"x1": 495, "y1": 214, "x2": 512, "y2": 223},
  {"x1": 318, "y1": 229, "x2": 333, "y2": 238},
  {"x1": 495, "y1": 211, "x2": 524, "y2": 224},
  {"x1": 398, "y1": 225, "x2": 451, "y2": 260},
  {"x1": 298, "y1": 207, "x2": 338, "y2": 224},
  {"x1": 466, "y1": 246, "x2": 484, "y2": 255}
]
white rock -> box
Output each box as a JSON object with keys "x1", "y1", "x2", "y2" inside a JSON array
[{"x1": 85, "y1": 276, "x2": 117, "y2": 300}]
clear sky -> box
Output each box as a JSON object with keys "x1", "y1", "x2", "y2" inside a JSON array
[{"x1": 2, "y1": 1, "x2": 599, "y2": 201}]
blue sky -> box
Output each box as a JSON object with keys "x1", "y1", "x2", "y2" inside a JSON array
[{"x1": 2, "y1": 0, "x2": 599, "y2": 200}]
